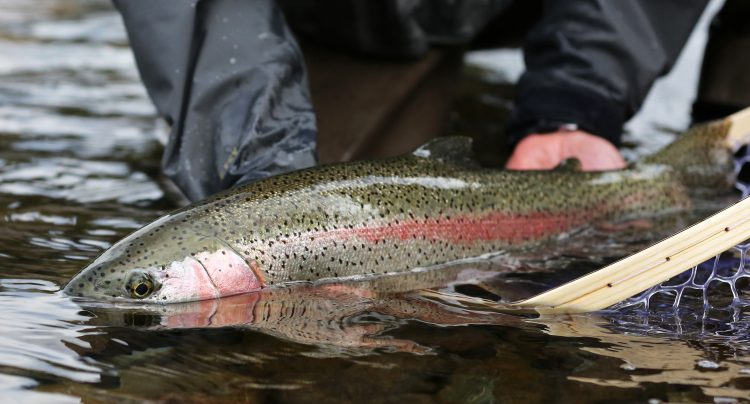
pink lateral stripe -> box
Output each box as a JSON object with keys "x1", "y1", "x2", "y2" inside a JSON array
[
  {"x1": 283, "y1": 210, "x2": 595, "y2": 246},
  {"x1": 354, "y1": 211, "x2": 587, "y2": 244}
]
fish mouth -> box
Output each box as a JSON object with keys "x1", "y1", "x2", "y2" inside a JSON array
[
  {"x1": 62, "y1": 265, "x2": 101, "y2": 299},
  {"x1": 61, "y1": 282, "x2": 77, "y2": 297}
]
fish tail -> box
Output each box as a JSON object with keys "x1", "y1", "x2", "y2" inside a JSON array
[{"x1": 642, "y1": 107, "x2": 750, "y2": 190}]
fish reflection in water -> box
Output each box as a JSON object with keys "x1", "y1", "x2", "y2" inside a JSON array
[
  {"x1": 0, "y1": 263, "x2": 524, "y2": 400},
  {"x1": 84, "y1": 261, "x2": 524, "y2": 354}
]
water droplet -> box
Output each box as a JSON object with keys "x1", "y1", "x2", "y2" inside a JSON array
[{"x1": 229, "y1": 58, "x2": 236, "y2": 65}]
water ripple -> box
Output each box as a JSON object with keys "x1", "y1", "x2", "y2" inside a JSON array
[
  {"x1": 0, "y1": 280, "x2": 104, "y2": 384},
  {"x1": 0, "y1": 158, "x2": 163, "y2": 204}
]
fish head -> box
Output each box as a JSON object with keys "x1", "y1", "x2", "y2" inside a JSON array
[{"x1": 64, "y1": 214, "x2": 264, "y2": 303}]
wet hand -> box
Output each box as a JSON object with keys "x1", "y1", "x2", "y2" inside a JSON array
[{"x1": 505, "y1": 130, "x2": 627, "y2": 171}]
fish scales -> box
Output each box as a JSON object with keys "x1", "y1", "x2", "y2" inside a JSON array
[{"x1": 65, "y1": 121, "x2": 737, "y2": 303}]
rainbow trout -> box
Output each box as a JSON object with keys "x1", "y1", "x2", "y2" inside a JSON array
[{"x1": 64, "y1": 120, "x2": 736, "y2": 303}]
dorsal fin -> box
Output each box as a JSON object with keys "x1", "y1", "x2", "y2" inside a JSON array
[
  {"x1": 554, "y1": 157, "x2": 583, "y2": 172},
  {"x1": 412, "y1": 136, "x2": 479, "y2": 167}
]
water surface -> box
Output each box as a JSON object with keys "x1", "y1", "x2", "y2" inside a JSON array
[{"x1": 1, "y1": 1, "x2": 749, "y2": 402}]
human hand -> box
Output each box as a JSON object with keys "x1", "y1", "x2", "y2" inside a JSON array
[{"x1": 505, "y1": 130, "x2": 626, "y2": 171}]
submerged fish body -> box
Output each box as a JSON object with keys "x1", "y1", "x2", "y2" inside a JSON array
[{"x1": 64, "y1": 120, "x2": 736, "y2": 303}]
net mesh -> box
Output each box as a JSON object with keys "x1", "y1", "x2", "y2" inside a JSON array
[{"x1": 612, "y1": 146, "x2": 750, "y2": 314}]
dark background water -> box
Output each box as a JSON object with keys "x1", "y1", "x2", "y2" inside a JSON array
[{"x1": 2, "y1": 0, "x2": 750, "y2": 402}]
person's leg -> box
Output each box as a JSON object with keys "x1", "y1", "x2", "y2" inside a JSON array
[{"x1": 114, "y1": 0, "x2": 317, "y2": 202}]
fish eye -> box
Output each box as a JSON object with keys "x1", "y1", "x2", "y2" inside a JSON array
[
  {"x1": 132, "y1": 281, "x2": 152, "y2": 298},
  {"x1": 127, "y1": 272, "x2": 155, "y2": 299}
]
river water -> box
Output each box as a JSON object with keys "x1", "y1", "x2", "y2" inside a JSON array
[{"x1": 2, "y1": 1, "x2": 750, "y2": 403}]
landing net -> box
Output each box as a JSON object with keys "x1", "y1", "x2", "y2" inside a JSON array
[{"x1": 612, "y1": 148, "x2": 750, "y2": 315}]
